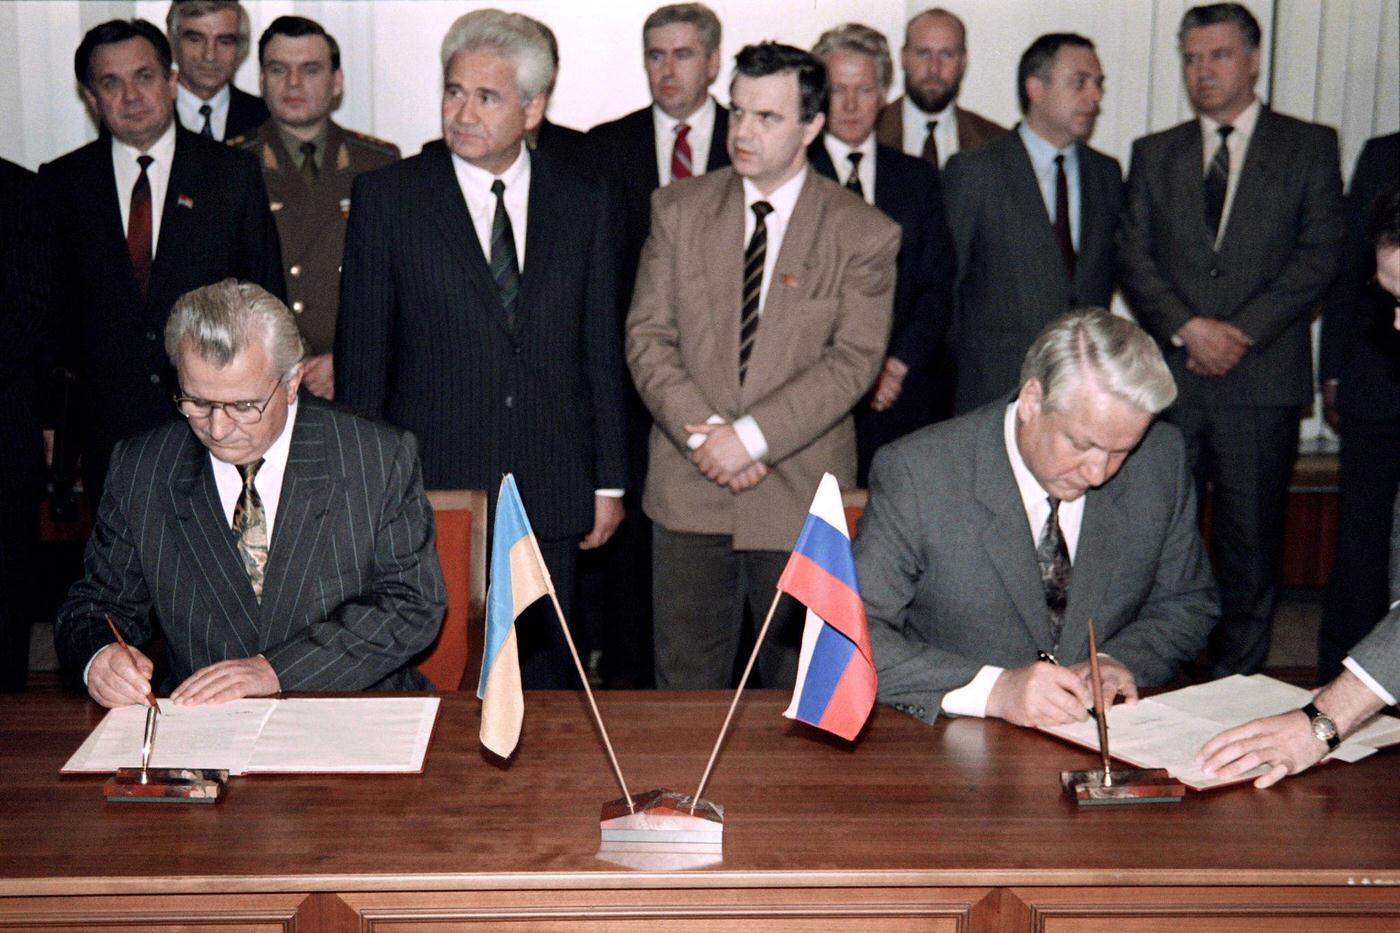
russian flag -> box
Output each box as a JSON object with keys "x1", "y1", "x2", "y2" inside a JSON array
[
  {"x1": 477, "y1": 474, "x2": 552, "y2": 758},
  {"x1": 779, "y1": 473, "x2": 877, "y2": 741}
]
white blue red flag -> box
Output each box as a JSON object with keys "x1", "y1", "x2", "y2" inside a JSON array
[
  {"x1": 477, "y1": 474, "x2": 552, "y2": 758},
  {"x1": 779, "y1": 473, "x2": 877, "y2": 740}
]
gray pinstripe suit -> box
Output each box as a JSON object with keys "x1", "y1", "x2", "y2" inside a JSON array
[{"x1": 56, "y1": 398, "x2": 446, "y2": 692}]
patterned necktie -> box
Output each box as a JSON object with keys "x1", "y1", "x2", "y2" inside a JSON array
[
  {"x1": 844, "y1": 151, "x2": 865, "y2": 198},
  {"x1": 671, "y1": 123, "x2": 693, "y2": 182},
  {"x1": 128, "y1": 155, "x2": 154, "y2": 300},
  {"x1": 739, "y1": 201, "x2": 774, "y2": 385},
  {"x1": 1037, "y1": 497, "x2": 1072, "y2": 652},
  {"x1": 299, "y1": 141, "x2": 319, "y2": 186},
  {"x1": 233, "y1": 459, "x2": 269, "y2": 602},
  {"x1": 199, "y1": 103, "x2": 214, "y2": 138},
  {"x1": 921, "y1": 119, "x2": 939, "y2": 167},
  {"x1": 1054, "y1": 153, "x2": 1076, "y2": 278},
  {"x1": 1204, "y1": 124, "x2": 1234, "y2": 239},
  {"x1": 489, "y1": 178, "x2": 521, "y2": 326}
]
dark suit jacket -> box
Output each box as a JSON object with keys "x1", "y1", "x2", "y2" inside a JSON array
[
  {"x1": 942, "y1": 128, "x2": 1124, "y2": 413},
  {"x1": 533, "y1": 117, "x2": 598, "y2": 173},
  {"x1": 225, "y1": 87, "x2": 271, "y2": 141},
  {"x1": 857, "y1": 402, "x2": 1219, "y2": 722},
  {"x1": 1351, "y1": 491, "x2": 1400, "y2": 699},
  {"x1": 37, "y1": 126, "x2": 285, "y2": 495},
  {"x1": 1318, "y1": 133, "x2": 1400, "y2": 422},
  {"x1": 1118, "y1": 108, "x2": 1345, "y2": 407},
  {"x1": 55, "y1": 399, "x2": 446, "y2": 692},
  {"x1": 335, "y1": 142, "x2": 628, "y2": 540},
  {"x1": 875, "y1": 98, "x2": 1007, "y2": 162},
  {"x1": 808, "y1": 138, "x2": 956, "y2": 475},
  {"x1": 0, "y1": 158, "x2": 45, "y2": 499}
]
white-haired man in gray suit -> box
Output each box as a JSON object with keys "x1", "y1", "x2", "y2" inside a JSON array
[{"x1": 859, "y1": 308, "x2": 1219, "y2": 728}]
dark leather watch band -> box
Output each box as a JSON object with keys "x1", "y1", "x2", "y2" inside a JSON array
[{"x1": 1301, "y1": 701, "x2": 1340, "y2": 750}]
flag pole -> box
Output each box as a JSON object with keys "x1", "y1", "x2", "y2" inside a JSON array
[
  {"x1": 531, "y1": 538, "x2": 635, "y2": 813},
  {"x1": 689, "y1": 587, "x2": 785, "y2": 814}
]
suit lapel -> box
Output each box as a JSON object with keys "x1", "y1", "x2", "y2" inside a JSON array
[
  {"x1": 518, "y1": 153, "x2": 561, "y2": 332},
  {"x1": 167, "y1": 433, "x2": 260, "y2": 653},
  {"x1": 708, "y1": 105, "x2": 731, "y2": 170},
  {"x1": 1005, "y1": 134, "x2": 1072, "y2": 291},
  {"x1": 761, "y1": 170, "x2": 822, "y2": 326},
  {"x1": 423, "y1": 143, "x2": 507, "y2": 327},
  {"x1": 973, "y1": 408, "x2": 1054, "y2": 647},
  {"x1": 702, "y1": 171, "x2": 747, "y2": 401},
  {"x1": 1166, "y1": 123, "x2": 1212, "y2": 250},
  {"x1": 1056, "y1": 482, "x2": 1130, "y2": 662},
  {"x1": 637, "y1": 112, "x2": 661, "y2": 191},
  {"x1": 1073, "y1": 145, "x2": 1107, "y2": 293},
  {"x1": 148, "y1": 129, "x2": 198, "y2": 312},
  {"x1": 89, "y1": 142, "x2": 145, "y2": 308},
  {"x1": 1218, "y1": 108, "x2": 1278, "y2": 255},
  {"x1": 875, "y1": 100, "x2": 902, "y2": 150},
  {"x1": 259, "y1": 404, "x2": 338, "y2": 632}
]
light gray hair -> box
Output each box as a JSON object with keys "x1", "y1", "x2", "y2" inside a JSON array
[
  {"x1": 165, "y1": 279, "x2": 304, "y2": 380},
  {"x1": 440, "y1": 9, "x2": 554, "y2": 102},
  {"x1": 1019, "y1": 308, "x2": 1177, "y2": 415},
  {"x1": 166, "y1": 1, "x2": 251, "y2": 60},
  {"x1": 643, "y1": 4, "x2": 722, "y2": 55},
  {"x1": 813, "y1": 23, "x2": 894, "y2": 91}
]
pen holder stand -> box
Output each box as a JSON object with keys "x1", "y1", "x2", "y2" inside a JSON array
[
  {"x1": 1061, "y1": 767, "x2": 1185, "y2": 806},
  {"x1": 600, "y1": 788, "x2": 723, "y2": 854},
  {"x1": 104, "y1": 767, "x2": 228, "y2": 804}
]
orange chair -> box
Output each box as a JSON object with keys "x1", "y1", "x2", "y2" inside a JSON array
[
  {"x1": 417, "y1": 490, "x2": 487, "y2": 691},
  {"x1": 842, "y1": 487, "x2": 868, "y2": 539}
]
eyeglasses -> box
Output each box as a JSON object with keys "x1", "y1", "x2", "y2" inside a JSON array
[{"x1": 174, "y1": 377, "x2": 283, "y2": 424}]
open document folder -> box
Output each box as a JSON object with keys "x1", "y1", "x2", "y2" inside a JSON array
[
  {"x1": 1040, "y1": 674, "x2": 1400, "y2": 790},
  {"x1": 62, "y1": 697, "x2": 439, "y2": 776}
]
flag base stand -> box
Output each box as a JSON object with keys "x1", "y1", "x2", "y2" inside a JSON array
[
  {"x1": 599, "y1": 788, "x2": 723, "y2": 859},
  {"x1": 1061, "y1": 767, "x2": 1184, "y2": 806},
  {"x1": 104, "y1": 767, "x2": 227, "y2": 804}
]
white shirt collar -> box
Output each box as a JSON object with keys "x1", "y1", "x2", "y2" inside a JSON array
[
  {"x1": 1002, "y1": 401, "x2": 1085, "y2": 560},
  {"x1": 822, "y1": 131, "x2": 875, "y2": 165},
  {"x1": 742, "y1": 164, "x2": 806, "y2": 218},
  {"x1": 177, "y1": 82, "x2": 231, "y2": 134},
  {"x1": 1018, "y1": 121, "x2": 1077, "y2": 168},
  {"x1": 652, "y1": 96, "x2": 716, "y2": 138},
  {"x1": 903, "y1": 94, "x2": 951, "y2": 126},
  {"x1": 209, "y1": 397, "x2": 299, "y2": 538},
  {"x1": 112, "y1": 119, "x2": 177, "y2": 163},
  {"x1": 451, "y1": 141, "x2": 530, "y2": 197},
  {"x1": 1200, "y1": 96, "x2": 1262, "y2": 143}
]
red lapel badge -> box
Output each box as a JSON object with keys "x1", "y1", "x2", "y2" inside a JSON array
[
  {"x1": 177, "y1": 194, "x2": 194, "y2": 209},
  {"x1": 781, "y1": 273, "x2": 798, "y2": 287}
]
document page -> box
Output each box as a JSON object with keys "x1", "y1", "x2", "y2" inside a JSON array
[
  {"x1": 61, "y1": 699, "x2": 276, "y2": 775},
  {"x1": 245, "y1": 697, "x2": 439, "y2": 773},
  {"x1": 1040, "y1": 674, "x2": 1400, "y2": 789}
]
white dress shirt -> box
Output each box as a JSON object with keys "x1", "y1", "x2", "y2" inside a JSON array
[
  {"x1": 653, "y1": 97, "x2": 718, "y2": 185},
  {"x1": 112, "y1": 121, "x2": 177, "y2": 260},
  {"x1": 212, "y1": 398, "x2": 298, "y2": 537},
  {"x1": 941, "y1": 403, "x2": 1086, "y2": 717},
  {"x1": 822, "y1": 133, "x2": 876, "y2": 206},
  {"x1": 1200, "y1": 97, "x2": 1261, "y2": 249},
  {"x1": 901, "y1": 96, "x2": 959, "y2": 168},
  {"x1": 1018, "y1": 122, "x2": 1082, "y2": 251},
  {"x1": 451, "y1": 143, "x2": 531, "y2": 269},
  {"x1": 176, "y1": 82, "x2": 230, "y2": 140}
]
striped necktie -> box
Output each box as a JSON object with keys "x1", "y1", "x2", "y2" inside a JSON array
[
  {"x1": 739, "y1": 201, "x2": 773, "y2": 385},
  {"x1": 1204, "y1": 124, "x2": 1234, "y2": 239},
  {"x1": 844, "y1": 152, "x2": 864, "y2": 198},
  {"x1": 490, "y1": 179, "x2": 521, "y2": 325},
  {"x1": 671, "y1": 123, "x2": 693, "y2": 182}
]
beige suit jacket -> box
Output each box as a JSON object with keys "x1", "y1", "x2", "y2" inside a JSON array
[
  {"x1": 627, "y1": 167, "x2": 899, "y2": 551},
  {"x1": 874, "y1": 98, "x2": 1007, "y2": 162}
]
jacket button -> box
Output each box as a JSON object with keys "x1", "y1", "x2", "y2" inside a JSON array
[
  {"x1": 292, "y1": 300, "x2": 305, "y2": 313},
  {"x1": 149, "y1": 373, "x2": 160, "y2": 384},
  {"x1": 504, "y1": 395, "x2": 513, "y2": 408},
  {"x1": 1209, "y1": 267, "x2": 1220, "y2": 278},
  {"x1": 145, "y1": 331, "x2": 157, "y2": 341},
  {"x1": 289, "y1": 264, "x2": 302, "y2": 277}
]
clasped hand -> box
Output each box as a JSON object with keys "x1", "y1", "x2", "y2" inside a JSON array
[{"x1": 686, "y1": 422, "x2": 768, "y2": 493}]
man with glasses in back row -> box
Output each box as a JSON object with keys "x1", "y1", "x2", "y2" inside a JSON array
[{"x1": 55, "y1": 280, "x2": 445, "y2": 707}]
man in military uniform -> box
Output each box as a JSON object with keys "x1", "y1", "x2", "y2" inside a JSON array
[{"x1": 231, "y1": 15, "x2": 398, "y2": 399}]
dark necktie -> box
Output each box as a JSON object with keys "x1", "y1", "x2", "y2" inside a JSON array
[
  {"x1": 1054, "y1": 153, "x2": 1076, "y2": 278},
  {"x1": 844, "y1": 151, "x2": 864, "y2": 198},
  {"x1": 127, "y1": 155, "x2": 154, "y2": 300},
  {"x1": 1204, "y1": 124, "x2": 1234, "y2": 239},
  {"x1": 233, "y1": 459, "x2": 269, "y2": 602},
  {"x1": 490, "y1": 179, "x2": 521, "y2": 325},
  {"x1": 739, "y1": 201, "x2": 773, "y2": 385},
  {"x1": 671, "y1": 123, "x2": 693, "y2": 182},
  {"x1": 921, "y1": 119, "x2": 939, "y2": 167},
  {"x1": 299, "y1": 141, "x2": 319, "y2": 186},
  {"x1": 199, "y1": 103, "x2": 214, "y2": 138},
  {"x1": 1037, "y1": 497, "x2": 1072, "y2": 652}
]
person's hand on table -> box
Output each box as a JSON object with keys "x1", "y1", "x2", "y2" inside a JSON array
[
  {"x1": 171, "y1": 656, "x2": 280, "y2": 706},
  {"x1": 1195, "y1": 710, "x2": 1326, "y2": 788},
  {"x1": 986, "y1": 661, "x2": 1093, "y2": 727},
  {"x1": 87, "y1": 642, "x2": 155, "y2": 708}
]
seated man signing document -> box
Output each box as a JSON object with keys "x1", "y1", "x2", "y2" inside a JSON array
[
  {"x1": 56, "y1": 280, "x2": 446, "y2": 707},
  {"x1": 858, "y1": 309, "x2": 1219, "y2": 726}
]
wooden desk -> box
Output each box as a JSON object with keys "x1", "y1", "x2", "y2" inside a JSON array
[{"x1": 2, "y1": 690, "x2": 1398, "y2": 931}]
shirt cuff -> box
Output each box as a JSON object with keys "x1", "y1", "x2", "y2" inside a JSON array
[
  {"x1": 1343, "y1": 656, "x2": 1397, "y2": 706},
  {"x1": 1170, "y1": 332, "x2": 1186, "y2": 348},
  {"x1": 941, "y1": 665, "x2": 1005, "y2": 718},
  {"x1": 595, "y1": 489, "x2": 624, "y2": 498},
  {"x1": 686, "y1": 413, "x2": 726, "y2": 450},
  {"x1": 83, "y1": 643, "x2": 116, "y2": 687},
  {"x1": 732, "y1": 415, "x2": 768, "y2": 462}
]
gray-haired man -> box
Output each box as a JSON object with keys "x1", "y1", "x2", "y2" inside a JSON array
[
  {"x1": 57, "y1": 279, "x2": 446, "y2": 708},
  {"x1": 859, "y1": 309, "x2": 1219, "y2": 727}
]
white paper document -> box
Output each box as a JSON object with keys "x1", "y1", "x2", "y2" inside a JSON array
[
  {"x1": 1040, "y1": 674, "x2": 1400, "y2": 789},
  {"x1": 62, "y1": 697, "x2": 440, "y2": 776}
]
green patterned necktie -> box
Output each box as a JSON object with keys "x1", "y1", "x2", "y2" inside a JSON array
[
  {"x1": 489, "y1": 178, "x2": 521, "y2": 325},
  {"x1": 233, "y1": 459, "x2": 269, "y2": 602}
]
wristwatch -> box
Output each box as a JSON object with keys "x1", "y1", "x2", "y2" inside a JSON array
[{"x1": 1301, "y1": 702, "x2": 1340, "y2": 750}]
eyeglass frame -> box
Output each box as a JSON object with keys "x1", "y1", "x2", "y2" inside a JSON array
[{"x1": 173, "y1": 375, "x2": 285, "y2": 424}]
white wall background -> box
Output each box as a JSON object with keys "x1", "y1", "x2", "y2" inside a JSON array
[{"x1": 1, "y1": 0, "x2": 1395, "y2": 444}]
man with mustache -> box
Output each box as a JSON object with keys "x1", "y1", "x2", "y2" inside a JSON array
[
  {"x1": 941, "y1": 33, "x2": 1124, "y2": 415},
  {"x1": 166, "y1": 1, "x2": 268, "y2": 141},
  {"x1": 1119, "y1": 2, "x2": 1345, "y2": 679},
  {"x1": 875, "y1": 8, "x2": 1005, "y2": 170}
]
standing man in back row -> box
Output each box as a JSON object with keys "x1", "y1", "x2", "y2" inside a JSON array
[
  {"x1": 167, "y1": 1, "x2": 268, "y2": 141},
  {"x1": 232, "y1": 15, "x2": 400, "y2": 400},
  {"x1": 1118, "y1": 2, "x2": 1344, "y2": 678}
]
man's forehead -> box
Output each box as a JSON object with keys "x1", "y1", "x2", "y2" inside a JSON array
[
  {"x1": 180, "y1": 9, "x2": 240, "y2": 35},
  {"x1": 263, "y1": 34, "x2": 334, "y2": 67},
  {"x1": 908, "y1": 14, "x2": 963, "y2": 49},
  {"x1": 732, "y1": 71, "x2": 800, "y2": 109},
  {"x1": 92, "y1": 37, "x2": 164, "y2": 76},
  {"x1": 446, "y1": 48, "x2": 516, "y2": 83},
  {"x1": 1182, "y1": 22, "x2": 1248, "y2": 51},
  {"x1": 1050, "y1": 46, "x2": 1102, "y2": 77},
  {"x1": 645, "y1": 22, "x2": 703, "y2": 52}
]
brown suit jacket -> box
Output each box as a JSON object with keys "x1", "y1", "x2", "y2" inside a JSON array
[
  {"x1": 234, "y1": 121, "x2": 399, "y2": 354},
  {"x1": 875, "y1": 98, "x2": 1007, "y2": 163},
  {"x1": 626, "y1": 167, "x2": 899, "y2": 551}
]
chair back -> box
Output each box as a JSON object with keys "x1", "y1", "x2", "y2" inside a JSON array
[
  {"x1": 842, "y1": 487, "x2": 868, "y2": 539},
  {"x1": 418, "y1": 490, "x2": 488, "y2": 690}
]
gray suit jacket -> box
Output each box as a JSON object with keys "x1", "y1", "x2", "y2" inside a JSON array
[
  {"x1": 857, "y1": 402, "x2": 1219, "y2": 722},
  {"x1": 1118, "y1": 108, "x2": 1345, "y2": 407},
  {"x1": 942, "y1": 129, "x2": 1124, "y2": 413},
  {"x1": 1350, "y1": 491, "x2": 1400, "y2": 700},
  {"x1": 56, "y1": 399, "x2": 446, "y2": 692}
]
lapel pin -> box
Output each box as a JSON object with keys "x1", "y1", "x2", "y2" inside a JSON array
[
  {"x1": 270, "y1": 201, "x2": 284, "y2": 212},
  {"x1": 177, "y1": 194, "x2": 194, "y2": 210},
  {"x1": 781, "y1": 273, "x2": 798, "y2": 287}
]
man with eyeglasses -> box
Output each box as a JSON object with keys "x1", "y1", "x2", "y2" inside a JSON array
[{"x1": 56, "y1": 279, "x2": 446, "y2": 708}]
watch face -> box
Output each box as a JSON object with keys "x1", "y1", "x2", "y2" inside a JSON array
[{"x1": 1311, "y1": 715, "x2": 1338, "y2": 741}]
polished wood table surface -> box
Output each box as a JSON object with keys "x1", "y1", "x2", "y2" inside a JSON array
[{"x1": 2, "y1": 689, "x2": 1398, "y2": 931}]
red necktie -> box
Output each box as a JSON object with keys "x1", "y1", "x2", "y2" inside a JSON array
[
  {"x1": 670, "y1": 123, "x2": 693, "y2": 182},
  {"x1": 128, "y1": 154, "x2": 154, "y2": 300}
]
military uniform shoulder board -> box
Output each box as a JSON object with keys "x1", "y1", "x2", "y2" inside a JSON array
[
  {"x1": 342, "y1": 128, "x2": 401, "y2": 158},
  {"x1": 227, "y1": 131, "x2": 259, "y2": 151}
]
